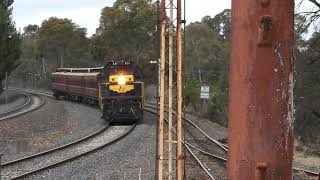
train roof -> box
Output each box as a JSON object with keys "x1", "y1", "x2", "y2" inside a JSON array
[
  {"x1": 55, "y1": 67, "x2": 103, "y2": 73},
  {"x1": 52, "y1": 72, "x2": 99, "y2": 77}
]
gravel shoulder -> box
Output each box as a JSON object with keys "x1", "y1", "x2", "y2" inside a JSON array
[{"x1": 0, "y1": 96, "x2": 107, "y2": 163}]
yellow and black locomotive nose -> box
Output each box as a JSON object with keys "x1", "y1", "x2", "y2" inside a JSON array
[{"x1": 108, "y1": 74, "x2": 135, "y2": 93}]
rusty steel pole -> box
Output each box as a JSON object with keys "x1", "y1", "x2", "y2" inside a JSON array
[
  {"x1": 176, "y1": 0, "x2": 183, "y2": 179},
  {"x1": 168, "y1": 0, "x2": 174, "y2": 179},
  {"x1": 157, "y1": 0, "x2": 166, "y2": 179},
  {"x1": 228, "y1": 0, "x2": 295, "y2": 179}
]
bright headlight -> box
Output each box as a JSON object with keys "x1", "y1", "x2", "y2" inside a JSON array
[{"x1": 118, "y1": 75, "x2": 126, "y2": 85}]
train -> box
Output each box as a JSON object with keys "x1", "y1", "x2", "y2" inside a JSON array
[{"x1": 50, "y1": 61, "x2": 144, "y2": 123}]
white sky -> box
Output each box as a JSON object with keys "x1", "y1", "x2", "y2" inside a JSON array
[
  {"x1": 12, "y1": 0, "x2": 317, "y2": 37},
  {"x1": 12, "y1": 0, "x2": 231, "y2": 36}
]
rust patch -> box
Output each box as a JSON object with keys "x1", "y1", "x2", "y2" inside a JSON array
[{"x1": 258, "y1": 15, "x2": 273, "y2": 46}]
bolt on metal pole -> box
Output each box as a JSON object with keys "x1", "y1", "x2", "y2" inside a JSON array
[
  {"x1": 157, "y1": 0, "x2": 166, "y2": 179},
  {"x1": 176, "y1": 0, "x2": 184, "y2": 179},
  {"x1": 168, "y1": 0, "x2": 174, "y2": 179},
  {"x1": 228, "y1": 0, "x2": 295, "y2": 179}
]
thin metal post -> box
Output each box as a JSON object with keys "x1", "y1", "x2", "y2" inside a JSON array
[
  {"x1": 42, "y1": 57, "x2": 47, "y2": 79},
  {"x1": 168, "y1": 0, "x2": 174, "y2": 179},
  {"x1": 60, "y1": 55, "x2": 64, "y2": 68},
  {"x1": 176, "y1": 0, "x2": 183, "y2": 179},
  {"x1": 5, "y1": 72, "x2": 8, "y2": 106},
  {"x1": 155, "y1": 0, "x2": 160, "y2": 177},
  {"x1": 228, "y1": 0, "x2": 295, "y2": 179},
  {"x1": 157, "y1": 0, "x2": 166, "y2": 179}
]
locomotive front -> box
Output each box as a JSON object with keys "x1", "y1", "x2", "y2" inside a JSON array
[{"x1": 98, "y1": 61, "x2": 144, "y2": 123}]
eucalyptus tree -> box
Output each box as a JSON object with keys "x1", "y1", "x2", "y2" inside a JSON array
[{"x1": 0, "y1": 0, "x2": 21, "y2": 93}]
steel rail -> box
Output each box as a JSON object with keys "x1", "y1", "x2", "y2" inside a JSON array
[
  {"x1": 185, "y1": 142, "x2": 227, "y2": 162},
  {"x1": 145, "y1": 104, "x2": 228, "y2": 152},
  {"x1": 184, "y1": 143, "x2": 216, "y2": 180},
  {"x1": 7, "y1": 124, "x2": 136, "y2": 180},
  {"x1": 293, "y1": 167, "x2": 319, "y2": 176},
  {"x1": 0, "y1": 93, "x2": 45, "y2": 121},
  {"x1": 144, "y1": 107, "x2": 216, "y2": 180},
  {"x1": 9, "y1": 88, "x2": 53, "y2": 98},
  {"x1": 2, "y1": 124, "x2": 109, "y2": 166},
  {"x1": 144, "y1": 105, "x2": 320, "y2": 178},
  {"x1": 1, "y1": 88, "x2": 136, "y2": 179},
  {"x1": 0, "y1": 92, "x2": 31, "y2": 117},
  {"x1": 11, "y1": 90, "x2": 318, "y2": 178}
]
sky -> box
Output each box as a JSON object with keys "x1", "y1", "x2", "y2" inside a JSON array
[
  {"x1": 12, "y1": 0, "x2": 318, "y2": 37},
  {"x1": 12, "y1": 0, "x2": 231, "y2": 36}
]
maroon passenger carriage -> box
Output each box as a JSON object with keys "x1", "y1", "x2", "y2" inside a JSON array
[{"x1": 51, "y1": 67, "x2": 101, "y2": 104}]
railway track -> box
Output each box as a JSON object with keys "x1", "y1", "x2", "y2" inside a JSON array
[
  {"x1": 0, "y1": 88, "x2": 137, "y2": 179},
  {"x1": 0, "y1": 91, "x2": 31, "y2": 116},
  {"x1": 1, "y1": 123, "x2": 135, "y2": 179},
  {"x1": 143, "y1": 106, "x2": 221, "y2": 179},
  {"x1": 0, "y1": 92, "x2": 45, "y2": 121},
  {"x1": 9, "y1": 89, "x2": 319, "y2": 178},
  {"x1": 144, "y1": 105, "x2": 320, "y2": 179}
]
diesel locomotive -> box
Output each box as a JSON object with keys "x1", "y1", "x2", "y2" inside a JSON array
[{"x1": 50, "y1": 61, "x2": 144, "y2": 123}]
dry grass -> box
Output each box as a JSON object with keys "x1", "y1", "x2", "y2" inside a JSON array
[{"x1": 294, "y1": 139, "x2": 320, "y2": 168}]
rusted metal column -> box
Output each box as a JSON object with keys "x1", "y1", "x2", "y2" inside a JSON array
[
  {"x1": 176, "y1": 0, "x2": 183, "y2": 179},
  {"x1": 157, "y1": 0, "x2": 166, "y2": 179},
  {"x1": 168, "y1": 0, "x2": 174, "y2": 179},
  {"x1": 228, "y1": 0, "x2": 295, "y2": 179}
]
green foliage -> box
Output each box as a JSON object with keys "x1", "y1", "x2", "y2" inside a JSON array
[
  {"x1": 202, "y1": 9, "x2": 231, "y2": 41},
  {"x1": 184, "y1": 79, "x2": 200, "y2": 107},
  {"x1": 37, "y1": 17, "x2": 91, "y2": 69},
  {"x1": 91, "y1": 0, "x2": 158, "y2": 62},
  {"x1": 0, "y1": 0, "x2": 21, "y2": 92},
  {"x1": 185, "y1": 22, "x2": 228, "y2": 83},
  {"x1": 184, "y1": 11, "x2": 230, "y2": 125},
  {"x1": 11, "y1": 18, "x2": 93, "y2": 89},
  {"x1": 295, "y1": 31, "x2": 320, "y2": 146}
]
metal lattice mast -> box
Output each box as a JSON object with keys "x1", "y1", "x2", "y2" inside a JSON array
[
  {"x1": 175, "y1": 0, "x2": 183, "y2": 179},
  {"x1": 168, "y1": 0, "x2": 174, "y2": 178},
  {"x1": 157, "y1": 0, "x2": 184, "y2": 179},
  {"x1": 157, "y1": 0, "x2": 166, "y2": 179}
]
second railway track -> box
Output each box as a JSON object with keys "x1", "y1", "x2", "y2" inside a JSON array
[
  {"x1": 0, "y1": 92, "x2": 45, "y2": 121},
  {"x1": 144, "y1": 104, "x2": 320, "y2": 179}
]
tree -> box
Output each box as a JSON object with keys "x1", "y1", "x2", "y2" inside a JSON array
[
  {"x1": 295, "y1": 30, "x2": 320, "y2": 146},
  {"x1": 202, "y1": 9, "x2": 231, "y2": 41},
  {"x1": 91, "y1": 0, "x2": 158, "y2": 63},
  {"x1": 12, "y1": 24, "x2": 42, "y2": 86},
  {"x1": 0, "y1": 0, "x2": 21, "y2": 93},
  {"x1": 185, "y1": 23, "x2": 227, "y2": 82},
  {"x1": 184, "y1": 19, "x2": 230, "y2": 124},
  {"x1": 37, "y1": 17, "x2": 91, "y2": 70},
  {"x1": 296, "y1": 0, "x2": 320, "y2": 32}
]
